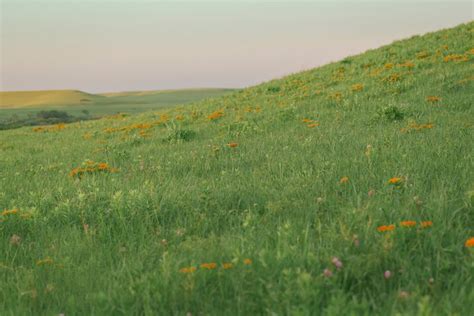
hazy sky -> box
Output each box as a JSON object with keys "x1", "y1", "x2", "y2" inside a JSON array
[{"x1": 1, "y1": 1, "x2": 472, "y2": 92}]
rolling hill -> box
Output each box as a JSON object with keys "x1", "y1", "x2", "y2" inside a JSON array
[
  {"x1": 0, "y1": 22, "x2": 473, "y2": 315},
  {"x1": 0, "y1": 90, "x2": 105, "y2": 108}
]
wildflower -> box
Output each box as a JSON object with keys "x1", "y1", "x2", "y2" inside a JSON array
[
  {"x1": 175, "y1": 114, "x2": 184, "y2": 121},
  {"x1": 444, "y1": 54, "x2": 468, "y2": 62},
  {"x1": 351, "y1": 83, "x2": 364, "y2": 92},
  {"x1": 331, "y1": 257, "x2": 343, "y2": 269},
  {"x1": 1, "y1": 209, "x2": 18, "y2": 216},
  {"x1": 323, "y1": 268, "x2": 333, "y2": 278},
  {"x1": 388, "y1": 177, "x2": 402, "y2": 185},
  {"x1": 377, "y1": 225, "x2": 395, "y2": 232},
  {"x1": 179, "y1": 267, "x2": 197, "y2": 273},
  {"x1": 307, "y1": 123, "x2": 320, "y2": 128},
  {"x1": 10, "y1": 234, "x2": 21, "y2": 246},
  {"x1": 384, "y1": 63, "x2": 394, "y2": 70},
  {"x1": 426, "y1": 96, "x2": 441, "y2": 103},
  {"x1": 384, "y1": 270, "x2": 392, "y2": 279},
  {"x1": 465, "y1": 237, "x2": 474, "y2": 248},
  {"x1": 400, "y1": 221, "x2": 416, "y2": 228},
  {"x1": 222, "y1": 263, "x2": 234, "y2": 270},
  {"x1": 339, "y1": 176, "x2": 349, "y2": 184},
  {"x1": 302, "y1": 118, "x2": 313, "y2": 123},
  {"x1": 416, "y1": 51, "x2": 430, "y2": 59},
  {"x1": 97, "y1": 163, "x2": 109, "y2": 170},
  {"x1": 398, "y1": 61, "x2": 415, "y2": 68},
  {"x1": 383, "y1": 73, "x2": 401, "y2": 83},
  {"x1": 208, "y1": 111, "x2": 224, "y2": 120},
  {"x1": 200, "y1": 262, "x2": 217, "y2": 270},
  {"x1": 36, "y1": 257, "x2": 54, "y2": 266},
  {"x1": 227, "y1": 142, "x2": 238, "y2": 148},
  {"x1": 243, "y1": 258, "x2": 252, "y2": 265},
  {"x1": 420, "y1": 221, "x2": 433, "y2": 228}
]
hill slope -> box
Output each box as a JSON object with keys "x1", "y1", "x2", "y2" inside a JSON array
[
  {"x1": 0, "y1": 90, "x2": 104, "y2": 108},
  {"x1": 0, "y1": 22, "x2": 473, "y2": 315}
]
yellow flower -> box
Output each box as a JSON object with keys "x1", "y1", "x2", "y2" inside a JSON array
[
  {"x1": 339, "y1": 176, "x2": 349, "y2": 184},
  {"x1": 223, "y1": 263, "x2": 234, "y2": 270},
  {"x1": 351, "y1": 83, "x2": 364, "y2": 92},
  {"x1": 243, "y1": 258, "x2": 252, "y2": 265},
  {"x1": 400, "y1": 221, "x2": 416, "y2": 227},
  {"x1": 377, "y1": 225, "x2": 395, "y2": 232},
  {"x1": 465, "y1": 237, "x2": 474, "y2": 248}
]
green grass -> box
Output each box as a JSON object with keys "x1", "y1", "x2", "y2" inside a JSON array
[
  {"x1": 1, "y1": 22, "x2": 473, "y2": 315},
  {"x1": 0, "y1": 88, "x2": 235, "y2": 120}
]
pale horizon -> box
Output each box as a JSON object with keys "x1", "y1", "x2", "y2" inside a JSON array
[{"x1": 1, "y1": 0, "x2": 472, "y2": 93}]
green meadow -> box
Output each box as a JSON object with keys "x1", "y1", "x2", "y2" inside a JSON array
[{"x1": 1, "y1": 22, "x2": 473, "y2": 315}]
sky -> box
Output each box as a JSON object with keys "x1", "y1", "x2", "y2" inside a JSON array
[{"x1": 0, "y1": 1, "x2": 472, "y2": 93}]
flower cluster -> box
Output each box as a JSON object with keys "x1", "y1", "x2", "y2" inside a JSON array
[
  {"x1": 377, "y1": 220, "x2": 433, "y2": 232},
  {"x1": 69, "y1": 160, "x2": 118, "y2": 178}
]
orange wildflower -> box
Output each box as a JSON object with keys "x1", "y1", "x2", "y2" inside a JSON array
[
  {"x1": 420, "y1": 221, "x2": 433, "y2": 228},
  {"x1": 444, "y1": 54, "x2": 468, "y2": 62},
  {"x1": 179, "y1": 266, "x2": 197, "y2": 273},
  {"x1": 97, "y1": 163, "x2": 109, "y2": 170},
  {"x1": 200, "y1": 262, "x2": 217, "y2": 270},
  {"x1": 222, "y1": 263, "x2": 234, "y2": 270},
  {"x1": 307, "y1": 123, "x2": 320, "y2": 128},
  {"x1": 227, "y1": 142, "x2": 238, "y2": 148},
  {"x1": 465, "y1": 237, "x2": 474, "y2": 248},
  {"x1": 377, "y1": 225, "x2": 395, "y2": 232},
  {"x1": 351, "y1": 83, "x2": 364, "y2": 92},
  {"x1": 339, "y1": 176, "x2": 349, "y2": 184},
  {"x1": 400, "y1": 221, "x2": 416, "y2": 227},
  {"x1": 208, "y1": 111, "x2": 224, "y2": 120},
  {"x1": 243, "y1": 258, "x2": 252, "y2": 265},
  {"x1": 426, "y1": 96, "x2": 441, "y2": 103},
  {"x1": 388, "y1": 177, "x2": 402, "y2": 185},
  {"x1": 1, "y1": 209, "x2": 18, "y2": 216},
  {"x1": 302, "y1": 118, "x2": 313, "y2": 123}
]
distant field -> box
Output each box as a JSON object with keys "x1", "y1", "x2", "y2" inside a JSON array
[{"x1": 0, "y1": 88, "x2": 235, "y2": 119}]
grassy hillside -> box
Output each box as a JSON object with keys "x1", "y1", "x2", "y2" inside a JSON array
[
  {"x1": 1, "y1": 22, "x2": 473, "y2": 315},
  {"x1": 0, "y1": 88, "x2": 234, "y2": 119}
]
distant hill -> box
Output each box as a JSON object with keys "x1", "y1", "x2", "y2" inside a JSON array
[
  {"x1": 0, "y1": 90, "x2": 105, "y2": 108},
  {"x1": 0, "y1": 88, "x2": 235, "y2": 109}
]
